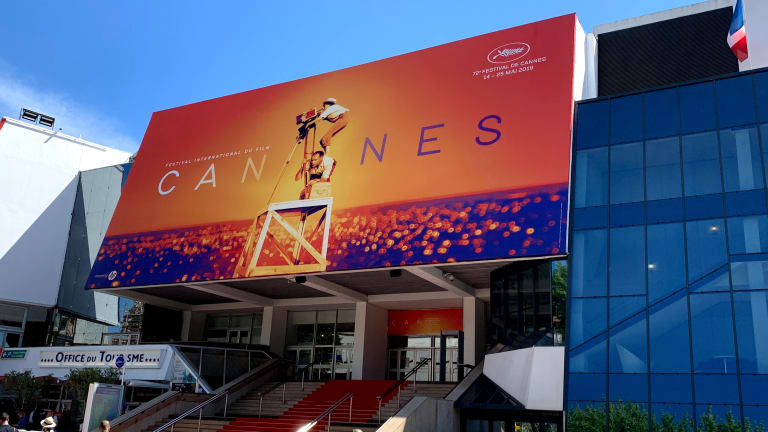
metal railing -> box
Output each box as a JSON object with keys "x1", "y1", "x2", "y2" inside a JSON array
[
  {"x1": 375, "y1": 357, "x2": 431, "y2": 424},
  {"x1": 151, "y1": 391, "x2": 227, "y2": 432},
  {"x1": 296, "y1": 392, "x2": 354, "y2": 432},
  {"x1": 296, "y1": 359, "x2": 316, "y2": 390},
  {"x1": 152, "y1": 358, "x2": 281, "y2": 432}
]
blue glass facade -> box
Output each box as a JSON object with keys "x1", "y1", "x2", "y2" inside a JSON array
[{"x1": 567, "y1": 70, "x2": 768, "y2": 430}]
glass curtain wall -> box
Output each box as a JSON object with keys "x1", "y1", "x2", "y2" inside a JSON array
[
  {"x1": 204, "y1": 312, "x2": 263, "y2": 345},
  {"x1": 568, "y1": 71, "x2": 768, "y2": 431},
  {"x1": 285, "y1": 309, "x2": 355, "y2": 380}
]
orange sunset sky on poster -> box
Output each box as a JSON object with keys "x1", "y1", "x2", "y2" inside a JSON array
[{"x1": 105, "y1": 14, "x2": 577, "y2": 237}]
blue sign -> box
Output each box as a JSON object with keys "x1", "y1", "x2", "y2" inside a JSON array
[{"x1": 115, "y1": 355, "x2": 125, "y2": 369}]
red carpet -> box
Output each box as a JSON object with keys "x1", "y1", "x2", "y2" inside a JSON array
[{"x1": 220, "y1": 380, "x2": 408, "y2": 432}]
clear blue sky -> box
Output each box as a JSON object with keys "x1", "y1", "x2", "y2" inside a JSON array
[{"x1": 0, "y1": 0, "x2": 699, "y2": 153}]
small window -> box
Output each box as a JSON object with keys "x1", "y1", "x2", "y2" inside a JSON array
[
  {"x1": 690, "y1": 293, "x2": 735, "y2": 373},
  {"x1": 645, "y1": 137, "x2": 682, "y2": 200},
  {"x1": 682, "y1": 132, "x2": 722, "y2": 196},
  {"x1": 574, "y1": 148, "x2": 609, "y2": 208},
  {"x1": 680, "y1": 82, "x2": 716, "y2": 134},
  {"x1": 610, "y1": 142, "x2": 644, "y2": 204},
  {"x1": 720, "y1": 126, "x2": 763, "y2": 192},
  {"x1": 716, "y1": 75, "x2": 757, "y2": 128}
]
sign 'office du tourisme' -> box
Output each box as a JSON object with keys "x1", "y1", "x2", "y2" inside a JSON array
[{"x1": 86, "y1": 15, "x2": 578, "y2": 289}]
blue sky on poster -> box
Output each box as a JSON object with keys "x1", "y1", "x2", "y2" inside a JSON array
[{"x1": 0, "y1": 0, "x2": 701, "y2": 153}]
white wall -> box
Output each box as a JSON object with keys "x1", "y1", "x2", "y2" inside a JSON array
[
  {"x1": 0, "y1": 117, "x2": 130, "y2": 307},
  {"x1": 742, "y1": 0, "x2": 768, "y2": 71}
]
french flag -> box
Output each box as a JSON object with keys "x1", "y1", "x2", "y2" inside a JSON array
[{"x1": 728, "y1": 0, "x2": 749, "y2": 62}]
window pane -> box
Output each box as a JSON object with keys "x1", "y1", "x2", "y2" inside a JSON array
[
  {"x1": 695, "y1": 404, "x2": 741, "y2": 425},
  {"x1": 570, "y1": 298, "x2": 607, "y2": 347},
  {"x1": 744, "y1": 405, "x2": 768, "y2": 428},
  {"x1": 568, "y1": 373, "x2": 606, "y2": 401},
  {"x1": 650, "y1": 374, "x2": 692, "y2": 403},
  {"x1": 644, "y1": 88, "x2": 679, "y2": 139},
  {"x1": 609, "y1": 296, "x2": 645, "y2": 327},
  {"x1": 610, "y1": 95, "x2": 643, "y2": 144},
  {"x1": 574, "y1": 148, "x2": 609, "y2": 208},
  {"x1": 649, "y1": 293, "x2": 690, "y2": 373},
  {"x1": 577, "y1": 100, "x2": 610, "y2": 149},
  {"x1": 757, "y1": 72, "x2": 768, "y2": 122},
  {"x1": 716, "y1": 75, "x2": 757, "y2": 128},
  {"x1": 690, "y1": 293, "x2": 735, "y2": 373},
  {"x1": 680, "y1": 82, "x2": 716, "y2": 134},
  {"x1": 645, "y1": 137, "x2": 682, "y2": 200},
  {"x1": 761, "y1": 124, "x2": 768, "y2": 182},
  {"x1": 609, "y1": 226, "x2": 645, "y2": 296},
  {"x1": 569, "y1": 334, "x2": 606, "y2": 373},
  {"x1": 720, "y1": 126, "x2": 763, "y2": 192},
  {"x1": 689, "y1": 265, "x2": 730, "y2": 293},
  {"x1": 682, "y1": 132, "x2": 722, "y2": 196},
  {"x1": 647, "y1": 223, "x2": 686, "y2": 303},
  {"x1": 610, "y1": 142, "x2": 644, "y2": 204},
  {"x1": 609, "y1": 374, "x2": 647, "y2": 402},
  {"x1": 741, "y1": 374, "x2": 768, "y2": 405},
  {"x1": 728, "y1": 215, "x2": 768, "y2": 254},
  {"x1": 571, "y1": 229, "x2": 607, "y2": 297},
  {"x1": 693, "y1": 375, "x2": 739, "y2": 404},
  {"x1": 731, "y1": 257, "x2": 768, "y2": 291},
  {"x1": 609, "y1": 314, "x2": 647, "y2": 373},
  {"x1": 685, "y1": 219, "x2": 727, "y2": 283},
  {"x1": 733, "y1": 291, "x2": 768, "y2": 373}
]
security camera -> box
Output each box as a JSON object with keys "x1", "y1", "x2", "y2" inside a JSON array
[{"x1": 444, "y1": 272, "x2": 455, "y2": 282}]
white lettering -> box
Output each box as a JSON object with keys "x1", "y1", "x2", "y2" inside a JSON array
[
  {"x1": 195, "y1": 164, "x2": 217, "y2": 190},
  {"x1": 241, "y1": 155, "x2": 267, "y2": 183},
  {"x1": 158, "y1": 170, "x2": 180, "y2": 195}
]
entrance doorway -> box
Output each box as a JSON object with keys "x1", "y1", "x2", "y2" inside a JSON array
[{"x1": 387, "y1": 335, "x2": 460, "y2": 382}]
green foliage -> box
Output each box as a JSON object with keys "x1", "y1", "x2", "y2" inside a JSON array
[
  {"x1": 65, "y1": 367, "x2": 121, "y2": 401},
  {"x1": 1, "y1": 370, "x2": 48, "y2": 410},
  {"x1": 567, "y1": 403, "x2": 606, "y2": 432},
  {"x1": 568, "y1": 402, "x2": 767, "y2": 432},
  {"x1": 551, "y1": 261, "x2": 567, "y2": 336}
]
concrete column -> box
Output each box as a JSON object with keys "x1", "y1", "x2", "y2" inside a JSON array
[
  {"x1": 351, "y1": 302, "x2": 388, "y2": 379},
  {"x1": 463, "y1": 297, "x2": 486, "y2": 367},
  {"x1": 181, "y1": 311, "x2": 206, "y2": 342},
  {"x1": 260, "y1": 306, "x2": 287, "y2": 356}
]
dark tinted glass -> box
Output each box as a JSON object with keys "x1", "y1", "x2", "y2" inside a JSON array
[
  {"x1": 756, "y1": 72, "x2": 768, "y2": 122},
  {"x1": 761, "y1": 123, "x2": 768, "y2": 181},
  {"x1": 685, "y1": 194, "x2": 724, "y2": 220},
  {"x1": 693, "y1": 375, "x2": 739, "y2": 404},
  {"x1": 650, "y1": 374, "x2": 692, "y2": 403},
  {"x1": 568, "y1": 373, "x2": 606, "y2": 401},
  {"x1": 571, "y1": 229, "x2": 607, "y2": 297},
  {"x1": 609, "y1": 314, "x2": 647, "y2": 373},
  {"x1": 682, "y1": 132, "x2": 722, "y2": 196},
  {"x1": 725, "y1": 189, "x2": 767, "y2": 216},
  {"x1": 728, "y1": 215, "x2": 768, "y2": 254},
  {"x1": 720, "y1": 126, "x2": 763, "y2": 192},
  {"x1": 646, "y1": 198, "x2": 683, "y2": 224},
  {"x1": 690, "y1": 293, "x2": 735, "y2": 373},
  {"x1": 733, "y1": 291, "x2": 768, "y2": 373},
  {"x1": 647, "y1": 223, "x2": 686, "y2": 302},
  {"x1": 731, "y1": 256, "x2": 768, "y2": 291},
  {"x1": 570, "y1": 298, "x2": 607, "y2": 347},
  {"x1": 651, "y1": 404, "x2": 693, "y2": 428},
  {"x1": 609, "y1": 226, "x2": 645, "y2": 296},
  {"x1": 574, "y1": 148, "x2": 609, "y2": 208},
  {"x1": 576, "y1": 101, "x2": 610, "y2": 149},
  {"x1": 569, "y1": 335, "x2": 606, "y2": 373},
  {"x1": 741, "y1": 374, "x2": 768, "y2": 405},
  {"x1": 680, "y1": 82, "x2": 716, "y2": 134},
  {"x1": 573, "y1": 206, "x2": 608, "y2": 230},
  {"x1": 685, "y1": 219, "x2": 727, "y2": 283},
  {"x1": 610, "y1": 95, "x2": 643, "y2": 144},
  {"x1": 610, "y1": 142, "x2": 644, "y2": 204},
  {"x1": 645, "y1": 137, "x2": 682, "y2": 200},
  {"x1": 716, "y1": 75, "x2": 757, "y2": 128},
  {"x1": 609, "y1": 374, "x2": 647, "y2": 402},
  {"x1": 744, "y1": 405, "x2": 768, "y2": 426},
  {"x1": 609, "y1": 295, "x2": 645, "y2": 327},
  {"x1": 649, "y1": 292, "x2": 690, "y2": 373},
  {"x1": 696, "y1": 404, "x2": 741, "y2": 425},
  {"x1": 644, "y1": 88, "x2": 678, "y2": 139},
  {"x1": 610, "y1": 203, "x2": 644, "y2": 227}
]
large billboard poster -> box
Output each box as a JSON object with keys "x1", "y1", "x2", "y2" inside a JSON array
[{"x1": 87, "y1": 14, "x2": 577, "y2": 289}]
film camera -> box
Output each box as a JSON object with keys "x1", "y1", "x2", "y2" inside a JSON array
[{"x1": 296, "y1": 107, "x2": 323, "y2": 140}]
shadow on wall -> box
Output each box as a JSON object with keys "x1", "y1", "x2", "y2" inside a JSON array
[{"x1": 0, "y1": 174, "x2": 79, "y2": 307}]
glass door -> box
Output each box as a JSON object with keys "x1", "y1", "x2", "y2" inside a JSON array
[
  {"x1": 333, "y1": 348, "x2": 353, "y2": 379},
  {"x1": 446, "y1": 348, "x2": 459, "y2": 382}
]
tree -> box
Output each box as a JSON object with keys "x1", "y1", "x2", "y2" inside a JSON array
[
  {"x1": 1, "y1": 370, "x2": 46, "y2": 410},
  {"x1": 65, "y1": 368, "x2": 121, "y2": 402},
  {"x1": 551, "y1": 261, "x2": 567, "y2": 338},
  {"x1": 567, "y1": 403, "x2": 606, "y2": 432}
]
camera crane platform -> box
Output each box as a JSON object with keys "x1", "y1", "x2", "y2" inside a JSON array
[{"x1": 234, "y1": 107, "x2": 333, "y2": 278}]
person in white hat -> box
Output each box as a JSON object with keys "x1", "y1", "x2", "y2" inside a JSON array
[
  {"x1": 318, "y1": 97, "x2": 350, "y2": 154},
  {"x1": 40, "y1": 416, "x2": 57, "y2": 430}
]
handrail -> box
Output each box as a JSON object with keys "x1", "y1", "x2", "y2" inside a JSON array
[
  {"x1": 375, "y1": 357, "x2": 431, "y2": 424},
  {"x1": 153, "y1": 359, "x2": 283, "y2": 431},
  {"x1": 297, "y1": 392, "x2": 354, "y2": 432},
  {"x1": 151, "y1": 391, "x2": 227, "y2": 432},
  {"x1": 296, "y1": 359, "x2": 316, "y2": 389}
]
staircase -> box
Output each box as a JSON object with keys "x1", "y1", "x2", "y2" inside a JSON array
[
  {"x1": 227, "y1": 380, "x2": 325, "y2": 417},
  {"x1": 375, "y1": 382, "x2": 456, "y2": 421}
]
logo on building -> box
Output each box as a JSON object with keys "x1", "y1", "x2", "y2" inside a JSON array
[
  {"x1": 108, "y1": 270, "x2": 117, "y2": 281},
  {"x1": 487, "y1": 42, "x2": 530, "y2": 64}
]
